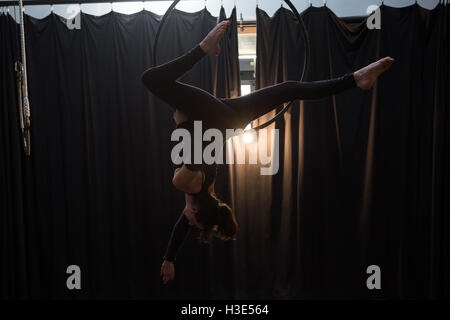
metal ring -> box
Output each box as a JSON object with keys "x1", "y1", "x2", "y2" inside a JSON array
[
  {"x1": 252, "y1": 0, "x2": 310, "y2": 130},
  {"x1": 152, "y1": 0, "x2": 310, "y2": 131},
  {"x1": 152, "y1": 0, "x2": 180, "y2": 67}
]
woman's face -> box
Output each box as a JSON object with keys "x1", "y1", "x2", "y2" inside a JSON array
[{"x1": 183, "y1": 195, "x2": 203, "y2": 229}]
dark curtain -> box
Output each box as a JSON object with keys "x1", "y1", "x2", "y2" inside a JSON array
[
  {"x1": 0, "y1": 9, "x2": 27, "y2": 299},
  {"x1": 0, "y1": 6, "x2": 240, "y2": 299},
  {"x1": 1, "y1": 2, "x2": 449, "y2": 300},
  {"x1": 236, "y1": 3, "x2": 449, "y2": 299}
]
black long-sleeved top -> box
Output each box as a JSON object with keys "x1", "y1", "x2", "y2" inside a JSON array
[{"x1": 163, "y1": 214, "x2": 191, "y2": 262}]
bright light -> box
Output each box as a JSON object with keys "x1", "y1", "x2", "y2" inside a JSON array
[
  {"x1": 241, "y1": 84, "x2": 251, "y2": 96},
  {"x1": 243, "y1": 131, "x2": 254, "y2": 143},
  {"x1": 242, "y1": 123, "x2": 254, "y2": 143},
  {"x1": 240, "y1": 91, "x2": 254, "y2": 143}
]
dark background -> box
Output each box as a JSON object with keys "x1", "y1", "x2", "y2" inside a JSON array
[{"x1": 1, "y1": 3, "x2": 449, "y2": 299}]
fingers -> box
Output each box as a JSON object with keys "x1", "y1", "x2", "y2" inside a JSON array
[
  {"x1": 161, "y1": 271, "x2": 175, "y2": 285},
  {"x1": 162, "y1": 275, "x2": 173, "y2": 284}
]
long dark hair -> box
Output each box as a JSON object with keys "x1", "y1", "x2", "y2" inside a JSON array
[{"x1": 194, "y1": 192, "x2": 237, "y2": 243}]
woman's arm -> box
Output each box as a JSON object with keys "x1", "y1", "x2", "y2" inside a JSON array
[
  {"x1": 161, "y1": 214, "x2": 191, "y2": 284},
  {"x1": 163, "y1": 213, "x2": 192, "y2": 262}
]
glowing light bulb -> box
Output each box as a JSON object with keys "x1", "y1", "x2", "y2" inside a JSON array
[
  {"x1": 243, "y1": 123, "x2": 255, "y2": 143},
  {"x1": 243, "y1": 131, "x2": 254, "y2": 143}
]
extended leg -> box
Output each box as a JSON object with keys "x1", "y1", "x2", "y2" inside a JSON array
[
  {"x1": 141, "y1": 44, "x2": 238, "y2": 128},
  {"x1": 221, "y1": 73, "x2": 356, "y2": 128},
  {"x1": 141, "y1": 20, "x2": 231, "y2": 104},
  {"x1": 141, "y1": 44, "x2": 206, "y2": 94},
  {"x1": 221, "y1": 56, "x2": 395, "y2": 129},
  {"x1": 141, "y1": 22, "x2": 237, "y2": 128}
]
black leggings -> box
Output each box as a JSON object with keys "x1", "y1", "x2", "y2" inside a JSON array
[{"x1": 141, "y1": 44, "x2": 357, "y2": 131}]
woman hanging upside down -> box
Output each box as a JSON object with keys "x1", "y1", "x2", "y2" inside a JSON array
[{"x1": 141, "y1": 20, "x2": 394, "y2": 284}]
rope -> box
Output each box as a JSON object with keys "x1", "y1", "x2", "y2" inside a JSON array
[{"x1": 18, "y1": 0, "x2": 31, "y2": 155}]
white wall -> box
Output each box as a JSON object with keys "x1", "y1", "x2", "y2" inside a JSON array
[{"x1": 0, "y1": 0, "x2": 440, "y2": 22}]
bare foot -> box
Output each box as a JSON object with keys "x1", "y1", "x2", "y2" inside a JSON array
[
  {"x1": 200, "y1": 20, "x2": 231, "y2": 56},
  {"x1": 354, "y1": 57, "x2": 395, "y2": 90}
]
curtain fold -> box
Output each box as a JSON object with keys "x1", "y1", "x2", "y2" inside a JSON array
[
  {"x1": 0, "y1": 12, "x2": 28, "y2": 299},
  {"x1": 1, "y1": 2, "x2": 449, "y2": 300},
  {"x1": 234, "y1": 3, "x2": 449, "y2": 299}
]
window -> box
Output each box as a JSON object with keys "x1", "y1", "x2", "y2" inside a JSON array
[{"x1": 238, "y1": 24, "x2": 256, "y2": 94}]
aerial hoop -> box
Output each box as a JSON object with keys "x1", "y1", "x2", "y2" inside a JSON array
[{"x1": 152, "y1": 0, "x2": 310, "y2": 131}]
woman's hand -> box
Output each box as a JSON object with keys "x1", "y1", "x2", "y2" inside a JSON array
[{"x1": 160, "y1": 260, "x2": 175, "y2": 284}]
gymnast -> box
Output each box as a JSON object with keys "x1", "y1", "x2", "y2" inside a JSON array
[{"x1": 141, "y1": 20, "x2": 394, "y2": 284}]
